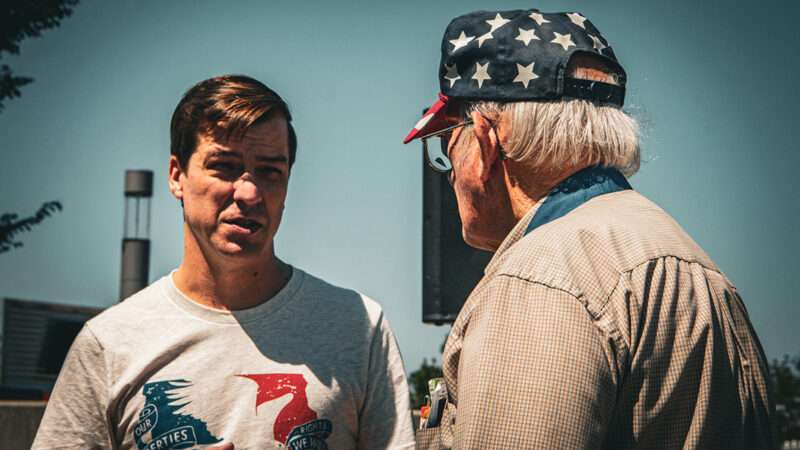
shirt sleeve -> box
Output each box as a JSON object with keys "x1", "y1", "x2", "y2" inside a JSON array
[
  {"x1": 451, "y1": 275, "x2": 618, "y2": 449},
  {"x1": 32, "y1": 324, "x2": 113, "y2": 450},
  {"x1": 357, "y1": 309, "x2": 416, "y2": 450}
]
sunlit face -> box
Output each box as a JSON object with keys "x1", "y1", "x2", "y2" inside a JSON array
[
  {"x1": 447, "y1": 125, "x2": 497, "y2": 250},
  {"x1": 171, "y1": 116, "x2": 290, "y2": 263},
  {"x1": 442, "y1": 109, "x2": 517, "y2": 251}
]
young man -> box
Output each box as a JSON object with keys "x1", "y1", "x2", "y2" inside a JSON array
[
  {"x1": 405, "y1": 9, "x2": 774, "y2": 450},
  {"x1": 34, "y1": 75, "x2": 415, "y2": 450}
]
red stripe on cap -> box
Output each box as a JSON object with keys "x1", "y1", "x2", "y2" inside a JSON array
[{"x1": 403, "y1": 94, "x2": 451, "y2": 144}]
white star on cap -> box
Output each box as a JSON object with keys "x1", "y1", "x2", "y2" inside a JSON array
[
  {"x1": 472, "y1": 62, "x2": 491, "y2": 88},
  {"x1": 444, "y1": 63, "x2": 461, "y2": 87},
  {"x1": 449, "y1": 31, "x2": 475, "y2": 52},
  {"x1": 589, "y1": 34, "x2": 607, "y2": 52},
  {"x1": 477, "y1": 32, "x2": 494, "y2": 47},
  {"x1": 515, "y1": 28, "x2": 539, "y2": 46},
  {"x1": 513, "y1": 62, "x2": 539, "y2": 88},
  {"x1": 486, "y1": 13, "x2": 510, "y2": 32},
  {"x1": 551, "y1": 32, "x2": 575, "y2": 51},
  {"x1": 529, "y1": 12, "x2": 550, "y2": 26},
  {"x1": 567, "y1": 12, "x2": 587, "y2": 29}
]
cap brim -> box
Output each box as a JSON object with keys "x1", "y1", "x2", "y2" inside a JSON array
[{"x1": 403, "y1": 93, "x2": 455, "y2": 144}]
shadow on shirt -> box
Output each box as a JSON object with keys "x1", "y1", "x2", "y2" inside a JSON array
[{"x1": 233, "y1": 278, "x2": 400, "y2": 449}]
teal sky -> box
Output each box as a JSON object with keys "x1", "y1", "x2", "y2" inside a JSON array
[{"x1": 1, "y1": 0, "x2": 798, "y2": 374}]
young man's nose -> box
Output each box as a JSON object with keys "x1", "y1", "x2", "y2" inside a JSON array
[{"x1": 232, "y1": 176, "x2": 261, "y2": 205}]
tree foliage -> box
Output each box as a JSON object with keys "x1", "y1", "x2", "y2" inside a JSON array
[
  {"x1": 0, "y1": 201, "x2": 62, "y2": 253},
  {"x1": 0, "y1": 0, "x2": 79, "y2": 112},
  {"x1": 408, "y1": 358, "x2": 443, "y2": 409},
  {"x1": 773, "y1": 354, "x2": 800, "y2": 445}
]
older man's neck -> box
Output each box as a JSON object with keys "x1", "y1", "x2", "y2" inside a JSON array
[{"x1": 506, "y1": 162, "x2": 591, "y2": 221}]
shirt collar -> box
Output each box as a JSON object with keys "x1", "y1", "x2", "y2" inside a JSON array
[{"x1": 482, "y1": 166, "x2": 631, "y2": 276}]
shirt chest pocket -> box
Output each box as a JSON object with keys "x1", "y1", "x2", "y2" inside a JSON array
[{"x1": 415, "y1": 402, "x2": 455, "y2": 450}]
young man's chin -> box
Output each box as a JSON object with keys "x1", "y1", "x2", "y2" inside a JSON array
[{"x1": 214, "y1": 238, "x2": 268, "y2": 259}]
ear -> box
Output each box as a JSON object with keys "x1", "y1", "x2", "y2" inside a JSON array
[
  {"x1": 167, "y1": 155, "x2": 185, "y2": 201},
  {"x1": 471, "y1": 111, "x2": 501, "y2": 183}
]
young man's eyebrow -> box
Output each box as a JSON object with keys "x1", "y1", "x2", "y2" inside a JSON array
[
  {"x1": 205, "y1": 149, "x2": 241, "y2": 160},
  {"x1": 255, "y1": 155, "x2": 289, "y2": 164}
]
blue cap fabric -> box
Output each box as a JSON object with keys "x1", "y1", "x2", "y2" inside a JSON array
[{"x1": 439, "y1": 9, "x2": 626, "y2": 105}]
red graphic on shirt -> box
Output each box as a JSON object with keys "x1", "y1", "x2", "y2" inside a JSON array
[{"x1": 237, "y1": 373, "x2": 317, "y2": 444}]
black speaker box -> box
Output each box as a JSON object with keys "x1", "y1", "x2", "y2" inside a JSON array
[{"x1": 422, "y1": 150, "x2": 492, "y2": 325}]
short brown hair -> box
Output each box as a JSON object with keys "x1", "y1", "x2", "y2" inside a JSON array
[{"x1": 170, "y1": 74, "x2": 297, "y2": 169}]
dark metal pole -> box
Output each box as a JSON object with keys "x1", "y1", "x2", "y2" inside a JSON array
[{"x1": 120, "y1": 170, "x2": 153, "y2": 301}]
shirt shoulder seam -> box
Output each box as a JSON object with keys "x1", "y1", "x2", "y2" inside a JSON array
[{"x1": 495, "y1": 273, "x2": 583, "y2": 299}]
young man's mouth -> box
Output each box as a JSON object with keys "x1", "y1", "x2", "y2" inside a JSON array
[{"x1": 223, "y1": 217, "x2": 263, "y2": 233}]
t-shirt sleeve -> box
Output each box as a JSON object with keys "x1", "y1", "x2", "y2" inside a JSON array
[
  {"x1": 357, "y1": 309, "x2": 416, "y2": 450},
  {"x1": 451, "y1": 275, "x2": 618, "y2": 449},
  {"x1": 32, "y1": 324, "x2": 113, "y2": 450}
]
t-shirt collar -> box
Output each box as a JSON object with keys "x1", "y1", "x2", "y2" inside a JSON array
[{"x1": 161, "y1": 266, "x2": 305, "y2": 325}]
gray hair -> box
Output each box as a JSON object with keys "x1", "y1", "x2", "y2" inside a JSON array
[{"x1": 468, "y1": 91, "x2": 641, "y2": 178}]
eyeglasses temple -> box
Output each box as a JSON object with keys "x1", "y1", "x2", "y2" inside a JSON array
[{"x1": 417, "y1": 118, "x2": 474, "y2": 141}]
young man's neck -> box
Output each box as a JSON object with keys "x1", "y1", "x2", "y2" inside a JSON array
[{"x1": 173, "y1": 240, "x2": 291, "y2": 311}]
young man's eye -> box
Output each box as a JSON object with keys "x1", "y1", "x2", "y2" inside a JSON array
[
  {"x1": 208, "y1": 162, "x2": 243, "y2": 179},
  {"x1": 257, "y1": 166, "x2": 282, "y2": 176},
  {"x1": 210, "y1": 162, "x2": 238, "y2": 172}
]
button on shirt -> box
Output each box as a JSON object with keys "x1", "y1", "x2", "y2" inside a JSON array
[{"x1": 435, "y1": 189, "x2": 774, "y2": 449}]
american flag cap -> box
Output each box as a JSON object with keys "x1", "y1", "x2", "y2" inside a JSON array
[{"x1": 404, "y1": 8, "x2": 626, "y2": 144}]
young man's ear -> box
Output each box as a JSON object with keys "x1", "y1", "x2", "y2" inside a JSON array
[
  {"x1": 471, "y1": 111, "x2": 501, "y2": 183},
  {"x1": 167, "y1": 155, "x2": 185, "y2": 201}
]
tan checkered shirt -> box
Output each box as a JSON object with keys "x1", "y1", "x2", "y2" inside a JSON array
[{"x1": 416, "y1": 189, "x2": 774, "y2": 449}]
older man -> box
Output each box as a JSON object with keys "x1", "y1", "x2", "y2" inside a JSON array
[
  {"x1": 406, "y1": 9, "x2": 774, "y2": 450},
  {"x1": 33, "y1": 75, "x2": 415, "y2": 450}
]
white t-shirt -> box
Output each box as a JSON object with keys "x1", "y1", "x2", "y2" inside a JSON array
[{"x1": 32, "y1": 268, "x2": 415, "y2": 450}]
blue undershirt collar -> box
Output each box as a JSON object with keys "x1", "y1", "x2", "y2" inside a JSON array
[{"x1": 525, "y1": 166, "x2": 632, "y2": 236}]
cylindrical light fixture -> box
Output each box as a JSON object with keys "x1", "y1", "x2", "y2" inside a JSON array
[{"x1": 119, "y1": 170, "x2": 153, "y2": 301}]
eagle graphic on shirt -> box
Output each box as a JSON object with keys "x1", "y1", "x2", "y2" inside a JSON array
[
  {"x1": 132, "y1": 374, "x2": 332, "y2": 450},
  {"x1": 133, "y1": 379, "x2": 222, "y2": 450}
]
